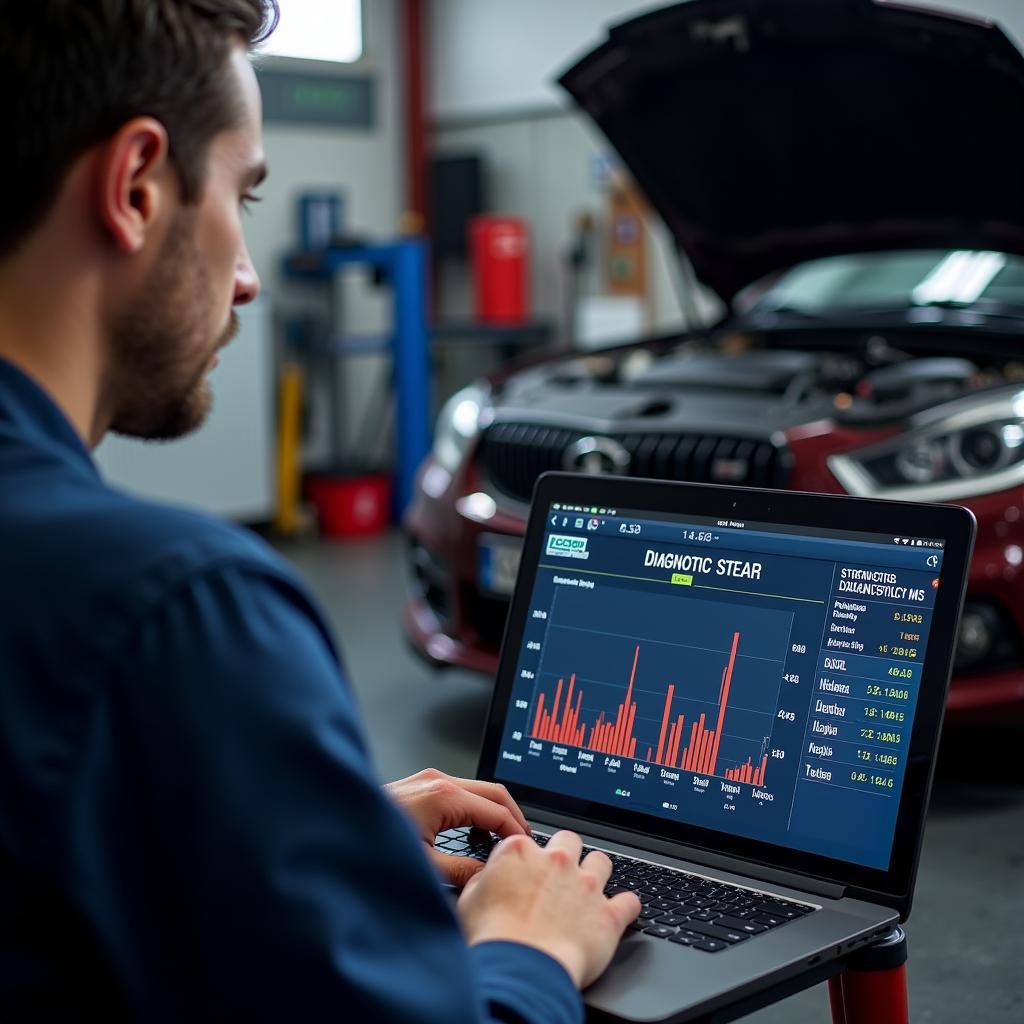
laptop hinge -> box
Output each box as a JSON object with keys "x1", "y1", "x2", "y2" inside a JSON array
[{"x1": 525, "y1": 808, "x2": 846, "y2": 901}]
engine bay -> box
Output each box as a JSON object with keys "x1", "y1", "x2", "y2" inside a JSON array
[{"x1": 495, "y1": 331, "x2": 1024, "y2": 437}]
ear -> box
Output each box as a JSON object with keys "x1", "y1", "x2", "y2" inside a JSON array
[{"x1": 96, "y1": 117, "x2": 173, "y2": 254}]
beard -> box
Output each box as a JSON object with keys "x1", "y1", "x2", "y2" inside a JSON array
[{"x1": 108, "y1": 212, "x2": 238, "y2": 441}]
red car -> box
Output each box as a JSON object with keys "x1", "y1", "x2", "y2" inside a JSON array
[{"x1": 405, "y1": 0, "x2": 1024, "y2": 722}]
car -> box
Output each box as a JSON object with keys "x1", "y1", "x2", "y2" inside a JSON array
[{"x1": 404, "y1": 0, "x2": 1024, "y2": 722}]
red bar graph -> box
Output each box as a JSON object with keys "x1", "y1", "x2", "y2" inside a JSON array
[
  {"x1": 586, "y1": 644, "x2": 641, "y2": 757},
  {"x1": 530, "y1": 645, "x2": 642, "y2": 757},
  {"x1": 532, "y1": 672, "x2": 587, "y2": 746},
  {"x1": 655, "y1": 684, "x2": 674, "y2": 764},
  {"x1": 669, "y1": 632, "x2": 740, "y2": 777},
  {"x1": 725, "y1": 754, "x2": 768, "y2": 786},
  {"x1": 528, "y1": 631, "x2": 768, "y2": 785}
]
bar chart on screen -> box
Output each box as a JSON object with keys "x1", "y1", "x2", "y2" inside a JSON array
[
  {"x1": 495, "y1": 509, "x2": 945, "y2": 868},
  {"x1": 524, "y1": 584, "x2": 794, "y2": 790}
]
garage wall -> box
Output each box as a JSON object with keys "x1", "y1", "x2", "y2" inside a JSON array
[
  {"x1": 428, "y1": 0, "x2": 668, "y2": 120},
  {"x1": 429, "y1": 0, "x2": 721, "y2": 341},
  {"x1": 248, "y1": 0, "x2": 406, "y2": 464},
  {"x1": 249, "y1": 0, "x2": 403, "y2": 301},
  {"x1": 432, "y1": 110, "x2": 705, "y2": 341},
  {"x1": 428, "y1": 0, "x2": 1024, "y2": 342},
  {"x1": 429, "y1": 0, "x2": 1024, "y2": 120}
]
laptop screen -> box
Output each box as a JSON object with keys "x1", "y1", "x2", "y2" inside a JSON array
[{"x1": 490, "y1": 500, "x2": 946, "y2": 871}]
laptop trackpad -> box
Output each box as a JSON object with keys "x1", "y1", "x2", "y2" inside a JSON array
[{"x1": 585, "y1": 932, "x2": 764, "y2": 1022}]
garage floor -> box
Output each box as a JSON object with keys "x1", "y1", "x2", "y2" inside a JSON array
[{"x1": 281, "y1": 532, "x2": 1024, "y2": 1024}]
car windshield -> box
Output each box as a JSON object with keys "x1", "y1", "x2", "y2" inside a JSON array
[{"x1": 748, "y1": 250, "x2": 1024, "y2": 316}]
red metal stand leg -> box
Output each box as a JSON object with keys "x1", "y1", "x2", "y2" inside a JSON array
[
  {"x1": 828, "y1": 965, "x2": 909, "y2": 1024},
  {"x1": 827, "y1": 926, "x2": 909, "y2": 1024},
  {"x1": 827, "y1": 975, "x2": 848, "y2": 1024}
]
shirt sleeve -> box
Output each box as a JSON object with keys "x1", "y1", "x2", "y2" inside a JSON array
[{"x1": 63, "y1": 563, "x2": 582, "y2": 1024}]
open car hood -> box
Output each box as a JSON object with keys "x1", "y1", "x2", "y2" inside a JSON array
[{"x1": 558, "y1": 0, "x2": 1024, "y2": 304}]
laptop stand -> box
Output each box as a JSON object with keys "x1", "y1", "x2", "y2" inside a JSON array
[
  {"x1": 827, "y1": 926, "x2": 908, "y2": 1024},
  {"x1": 628, "y1": 925, "x2": 909, "y2": 1024}
]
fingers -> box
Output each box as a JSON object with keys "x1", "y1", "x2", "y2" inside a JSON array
[
  {"x1": 580, "y1": 849, "x2": 613, "y2": 886},
  {"x1": 607, "y1": 890, "x2": 643, "y2": 929},
  {"x1": 450, "y1": 779, "x2": 531, "y2": 836},
  {"x1": 384, "y1": 770, "x2": 530, "y2": 846},
  {"x1": 545, "y1": 829, "x2": 583, "y2": 863},
  {"x1": 450, "y1": 789, "x2": 527, "y2": 839},
  {"x1": 430, "y1": 848, "x2": 485, "y2": 888},
  {"x1": 459, "y1": 866, "x2": 485, "y2": 900}
]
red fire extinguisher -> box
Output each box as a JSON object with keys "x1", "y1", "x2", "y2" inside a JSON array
[{"x1": 469, "y1": 215, "x2": 529, "y2": 323}]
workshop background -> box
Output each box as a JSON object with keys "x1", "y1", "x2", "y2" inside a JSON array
[{"x1": 95, "y1": 2, "x2": 1024, "y2": 1021}]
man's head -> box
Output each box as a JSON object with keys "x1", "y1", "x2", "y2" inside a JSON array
[{"x1": 0, "y1": 1, "x2": 278, "y2": 441}]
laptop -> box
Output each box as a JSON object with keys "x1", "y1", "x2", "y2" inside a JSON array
[{"x1": 438, "y1": 473, "x2": 975, "y2": 1023}]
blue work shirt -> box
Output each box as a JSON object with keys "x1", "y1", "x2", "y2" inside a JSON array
[{"x1": 0, "y1": 356, "x2": 580, "y2": 1022}]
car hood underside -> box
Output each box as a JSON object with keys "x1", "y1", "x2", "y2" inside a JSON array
[{"x1": 558, "y1": 0, "x2": 1024, "y2": 303}]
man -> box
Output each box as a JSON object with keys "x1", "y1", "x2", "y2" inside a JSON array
[{"x1": 0, "y1": 2, "x2": 639, "y2": 1020}]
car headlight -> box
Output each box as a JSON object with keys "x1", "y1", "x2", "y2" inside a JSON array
[
  {"x1": 431, "y1": 383, "x2": 491, "y2": 473},
  {"x1": 829, "y1": 388, "x2": 1024, "y2": 501}
]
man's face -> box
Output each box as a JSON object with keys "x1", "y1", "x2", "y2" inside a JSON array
[{"x1": 109, "y1": 46, "x2": 264, "y2": 440}]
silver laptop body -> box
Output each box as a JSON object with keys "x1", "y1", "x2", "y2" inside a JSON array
[{"x1": 472, "y1": 475, "x2": 974, "y2": 1022}]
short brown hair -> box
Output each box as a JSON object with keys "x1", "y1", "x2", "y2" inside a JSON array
[{"x1": 0, "y1": 1, "x2": 278, "y2": 257}]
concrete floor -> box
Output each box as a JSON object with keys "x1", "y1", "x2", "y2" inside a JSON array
[{"x1": 280, "y1": 531, "x2": 1024, "y2": 1024}]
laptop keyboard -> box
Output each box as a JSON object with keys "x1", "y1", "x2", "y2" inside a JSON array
[{"x1": 434, "y1": 827, "x2": 818, "y2": 953}]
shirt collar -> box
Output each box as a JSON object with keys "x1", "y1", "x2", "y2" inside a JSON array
[{"x1": 0, "y1": 356, "x2": 99, "y2": 476}]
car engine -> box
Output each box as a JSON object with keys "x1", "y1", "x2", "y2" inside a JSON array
[{"x1": 478, "y1": 339, "x2": 1005, "y2": 504}]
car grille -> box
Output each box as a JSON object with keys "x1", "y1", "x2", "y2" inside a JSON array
[{"x1": 478, "y1": 424, "x2": 792, "y2": 503}]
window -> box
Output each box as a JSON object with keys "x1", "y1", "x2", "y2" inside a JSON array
[{"x1": 259, "y1": 0, "x2": 363, "y2": 64}]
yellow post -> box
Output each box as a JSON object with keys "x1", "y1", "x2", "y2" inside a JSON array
[{"x1": 274, "y1": 363, "x2": 304, "y2": 536}]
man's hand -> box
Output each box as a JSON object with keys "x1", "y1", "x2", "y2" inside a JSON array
[
  {"x1": 384, "y1": 768, "x2": 530, "y2": 886},
  {"x1": 457, "y1": 830, "x2": 642, "y2": 989}
]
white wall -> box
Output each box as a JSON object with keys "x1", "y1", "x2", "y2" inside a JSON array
[
  {"x1": 430, "y1": 0, "x2": 717, "y2": 338},
  {"x1": 248, "y1": 0, "x2": 403, "y2": 296},
  {"x1": 247, "y1": 0, "x2": 405, "y2": 466},
  {"x1": 428, "y1": 1, "x2": 738, "y2": 341},
  {"x1": 429, "y1": 0, "x2": 668, "y2": 120},
  {"x1": 430, "y1": 0, "x2": 1024, "y2": 120}
]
